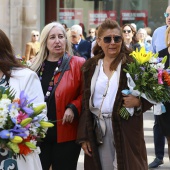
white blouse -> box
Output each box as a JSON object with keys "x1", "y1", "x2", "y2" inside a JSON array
[{"x1": 93, "y1": 60, "x2": 119, "y2": 114}]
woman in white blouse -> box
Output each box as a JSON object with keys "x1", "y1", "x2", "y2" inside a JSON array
[{"x1": 77, "y1": 19, "x2": 153, "y2": 170}]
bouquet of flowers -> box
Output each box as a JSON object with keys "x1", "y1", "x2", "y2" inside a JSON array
[
  {"x1": 16, "y1": 54, "x2": 32, "y2": 67},
  {"x1": 0, "y1": 86, "x2": 53, "y2": 156},
  {"x1": 120, "y1": 47, "x2": 170, "y2": 119}
]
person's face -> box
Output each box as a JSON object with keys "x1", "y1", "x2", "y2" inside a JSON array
[
  {"x1": 122, "y1": 26, "x2": 133, "y2": 41},
  {"x1": 97, "y1": 28, "x2": 122, "y2": 58},
  {"x1": 89, "y1": 29, "x2": 95, "y2": 37},
  {"x1": 47, "y1": 26, "x2": 66, "y2": 57},
  {"x1": 70, "y1": 31, "x2": 81, "y2": 44},
  {"x1": 137, "y1": 31, "x2": 145, "y2": 41},
  {"x1": 165, "y1": 6, "x2": 170, "y2": 26},
  {"x1": 32, "y1": 33, "x2": 39, "y2": 42}
]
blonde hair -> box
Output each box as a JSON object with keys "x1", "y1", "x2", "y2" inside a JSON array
[
  {"x1": 165, "y1": 26, "x2": 170, "y2": 47},
  {"x1": 31, "y1": 22, "x2": 72, "y2": 71}
]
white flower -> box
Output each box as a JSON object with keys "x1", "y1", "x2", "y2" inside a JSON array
[
  {"x1": 155, "y1": 63, "x2": 165, "y2": 70},
  {"x1": 26, "y1": 60, "x2": 32, "y2": 67},
  {"x1": 149, "y1": 57, "x2": 158, "y2": 63},
  {"x1": 0, "y1": 99, "x2": 11, "y2": 106},
  {"x1": 9, "y1": 108, "x2": 19, "y2": 118}
]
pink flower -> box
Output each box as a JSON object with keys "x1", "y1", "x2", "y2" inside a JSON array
[{"x1": 17, "y1": 111, "x2": 28, "y2": 123}]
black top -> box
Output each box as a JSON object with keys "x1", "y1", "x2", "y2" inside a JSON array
[
  {"x1": 157, "y1": 47, "x2": 170, "y2": 136},
  {"x1": 41, "y1": 60, "x2": 58, "y2": 142}
]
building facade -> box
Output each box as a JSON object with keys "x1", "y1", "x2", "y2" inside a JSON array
[{"x1": 0, "y1": 0, "x2": 170, "y2": 55}]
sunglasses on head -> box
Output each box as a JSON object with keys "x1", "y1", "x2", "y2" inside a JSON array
[
  {"x1": 123, "y1": 30, "x2": 131, "y2": 33},
  {"x1": 33, "y1": 34, "x2": 39, "y2": 37},
  {"x1": 164, "y1": 13, "x2": 170, "y2": 18},
  {"x1": 101, "y1": 36, "x2": 122, "y2": 43}
]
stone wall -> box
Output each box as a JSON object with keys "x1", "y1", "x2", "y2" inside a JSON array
[{"x1": 0, "y1": 0, "x2": 40, "y2": 56}]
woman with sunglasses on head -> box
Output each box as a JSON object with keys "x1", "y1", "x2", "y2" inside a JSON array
[
  {"x1": 77, "y1": 18, "x2": 153, "y2": 170},
  {"x1": 122, "y1": 23, "x2": 140, "y2": 50},
  {"x1": 24, "y1": 30, "x2": 40, "y2": 62}
]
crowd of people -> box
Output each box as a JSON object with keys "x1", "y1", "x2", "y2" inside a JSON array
[{"x1": 0, "y1": 5, "x2": 170, "y2": 170}]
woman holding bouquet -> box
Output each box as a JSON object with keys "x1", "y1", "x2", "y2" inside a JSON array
[
  {"x1": 31, "y1": 22, "x2": 85, "y2": 170},
  {"x1": 157, "y1": 25, "x2": 170, "y2": 159},
  {"x1": 77, "y1": 18, "x2": 153, "y2": 170},
  {"x1": 0, "y1": 29, "x2": 44, "y2": 169}
]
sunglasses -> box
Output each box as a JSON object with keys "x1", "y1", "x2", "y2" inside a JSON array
[
  {"x1": 101, "y1": 36, "x2": 122, "y2": 43},
  {"x1": 33, "y1": 35, "x2": 39, "y2": 37},
  {"x1": 164, "y1": 13, "x2": 170, "y2": 18},
  {"x1": 123, "y1": 30, "x2": 131, "y2": 33}
]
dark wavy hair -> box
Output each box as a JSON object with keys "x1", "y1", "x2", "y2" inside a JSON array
[
  {"x1": 122, "y1": 23, "x2": 139, "y2": 44},
  {"x1": 92, "y1": 18, "x2": 133, "y2": 71},
  {"x1": 0, "y1": 29, "x2": 24, "y2": 78}
]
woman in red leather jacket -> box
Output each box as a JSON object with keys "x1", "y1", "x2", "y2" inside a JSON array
[{"x1": 31, "y1": 22, "x2": 85, "y2": 170}]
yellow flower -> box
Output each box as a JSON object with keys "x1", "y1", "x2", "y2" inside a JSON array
[
  {"x1": 33, "y1": 103, "x2": 46, "y2": 115},
  {"x1": 10, "y1": 136, "x2": 23, "y2": 143},
  {"x1": 130, "y1": 47, "x2": 154, "y2": 64},
  {"x1": 39, "y1": 121, "x2": 54, "y2": 128}
]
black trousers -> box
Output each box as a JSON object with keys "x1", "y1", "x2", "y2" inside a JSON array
[
  {"x1": 153, "y1": 115, "x2": 165, "y2": 160},
  {"x1": 39, "y1": 140, "x2": 81, "y2": 170}
]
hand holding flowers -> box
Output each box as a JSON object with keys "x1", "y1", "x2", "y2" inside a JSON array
[{"x1": 120, "y1": 47, "x2": 170, "y2": 119}]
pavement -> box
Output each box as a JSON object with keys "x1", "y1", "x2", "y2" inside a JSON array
[{"x1": 77, "y1": 109, "x2": 170, "y2": 170}]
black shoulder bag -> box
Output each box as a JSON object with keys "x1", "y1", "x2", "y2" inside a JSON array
[{"x1": 47, "y1": 56, "x2": 72, "y2": 107}]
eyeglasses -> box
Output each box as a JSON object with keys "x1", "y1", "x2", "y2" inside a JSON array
[
  {"x1": 89, "y1": 32, "x2": 95, "y2": 33},
  {"x1": 123, "y1": 30, "x2": 131, "y2": 33},
  {"x1": 164, "y1": 13, "x2": 170, "y2": 18},
  {"x1": 100, "y1": 36, "x2": 122, "y2": 43},
  {"x1": 33, "y1": 35, "x2": 39, "y2": 37}
]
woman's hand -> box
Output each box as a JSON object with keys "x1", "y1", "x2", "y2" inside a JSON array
[
  {"x1": 62, "y1": 108, "x2": 74, "y2": 124},
  {"x1": 123, "y1": 94, "x2": 141, "y2": 108},
  {"x1": 81, "y1": 141, "x2": 92, "y2": 157}
]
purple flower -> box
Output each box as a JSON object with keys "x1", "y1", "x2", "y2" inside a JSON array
[
  {"x1": 19, "y1": 91, "x2": 35, "y2": 115},
  {"x1": 140, "y1": 67, "x2": 145, "y2": 71},
  {"x1": 157, "y1": 57, "x2": 163, "y2": 63},
  {"x1": 135, "y1": 74, "x2": 138, "y2": 80},
  {"x1": 166, "y1": 69, "x2": 170, "y2": 74}
]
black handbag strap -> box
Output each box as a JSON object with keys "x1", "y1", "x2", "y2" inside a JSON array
[{"x1": 47, "y1": 55, "x2": 72, "y2": 107}]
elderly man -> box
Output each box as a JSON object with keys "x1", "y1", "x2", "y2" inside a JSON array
[{"x1": 70, "y1": 24, "x2": 91, "y2": 60}]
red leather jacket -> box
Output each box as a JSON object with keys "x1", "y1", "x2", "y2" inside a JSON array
[{"x1": 54, "y1": 56, "x2": 85, "y2": 143}]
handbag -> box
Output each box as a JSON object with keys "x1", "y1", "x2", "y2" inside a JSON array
[
  {"x1": 93, "y1": 114, "x2": 103, "y2": 145},
  {"x1": 92, "y1": 70, "x2": 115, "y2": 145}
]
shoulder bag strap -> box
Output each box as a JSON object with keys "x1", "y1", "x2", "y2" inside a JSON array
[{"x1": 47, "y1": 55, "x2": 72, "y2": 107}]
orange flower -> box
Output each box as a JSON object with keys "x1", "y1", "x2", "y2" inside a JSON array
[
  {"x1": 18, "y1": 136, "x2": 32, "y2": 155},
  {"x1": 163, "y1": 70, "x2": 170, "y2": 86},
  {"x1": 13, "y1": 98, "x2": 20, "y2": 104},
  {"x1": 18, "y1": 143, "x2": 32, "y2": 155}
]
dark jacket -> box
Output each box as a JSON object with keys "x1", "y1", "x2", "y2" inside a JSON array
[
  {"x1": 77, "y1": 56, "x2": 152, "y2": 170},
  {"x1": 72, "y1": 39, "x2": 91, "y2": 60},
  {"x1": 157, "y1": 47, "x2": 170, "y2": 136}
]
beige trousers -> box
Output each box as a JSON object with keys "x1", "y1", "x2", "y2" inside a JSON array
[{"x1": 98, "y1": 116, "x2": 117, "y2": 170}]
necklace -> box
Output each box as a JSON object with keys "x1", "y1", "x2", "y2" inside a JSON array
[{"x1": 39, "y1": 57, "x2": 63, "y2": 100}]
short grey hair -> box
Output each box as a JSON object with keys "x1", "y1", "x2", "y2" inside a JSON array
[{"x1": 70, "y1": 25, "x2": 82, "y2": 35}]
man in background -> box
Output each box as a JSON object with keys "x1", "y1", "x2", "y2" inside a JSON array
[{"x1": 70, "y1": 24, "x2": 91, "y2": 60}]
